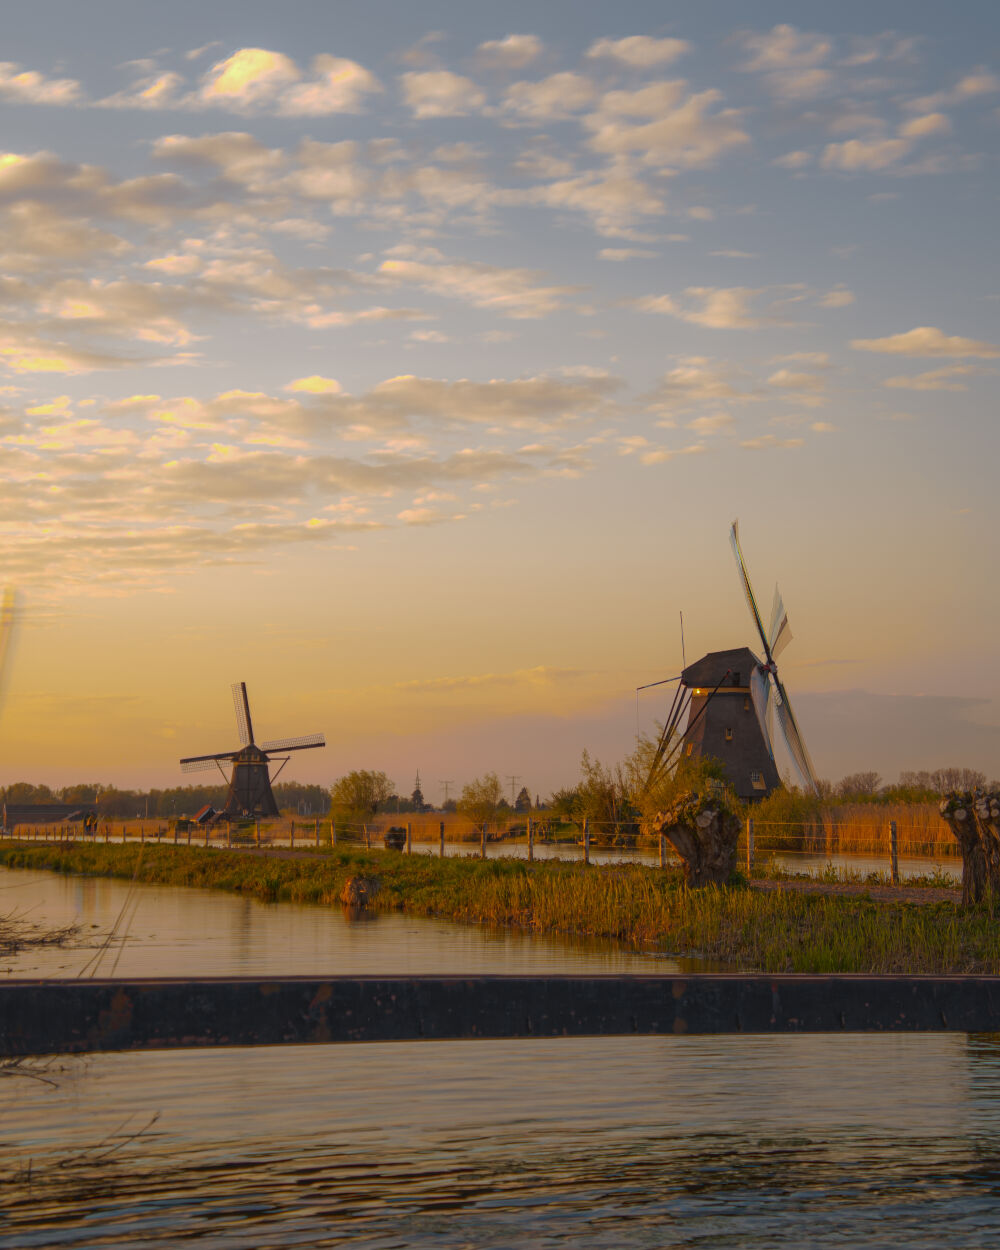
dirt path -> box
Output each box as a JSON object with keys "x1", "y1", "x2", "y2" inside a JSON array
[{"x1": 751, "y1": 878, "x2": 960, "y2": 905}]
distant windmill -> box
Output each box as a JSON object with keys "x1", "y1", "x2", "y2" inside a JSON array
[{"x1": 180, "y1": 682, "x2": 325, "y2": 819}]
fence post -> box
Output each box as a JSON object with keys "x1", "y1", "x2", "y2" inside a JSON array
[
  {"x1": 186, "y1": 825, "x2": 191, "y2": 847},
  {"x1": 173, "y1": 824, "x2": 178, "y2": 846},
  {"x1": 290, "y1": 821, "x2": 295, "y2": 850},
  {"x1": 439, "y1": 820, "x2": 445, "y2": 858},
  {"x1": 255, "y1": 819, "x2": 261, "y2": 848},
  {"x1": 331, "y1": 818, "x2": 336, "y2": 848},
  {"x1": 746, "y1": 816, "x2": 754, "y2": 876},
  {"x1": 227, "y1": 822, "x2": 232, "y2": 849},
  {"x1": 290, "y1": 820, "x2": 295, "y2": 843},
  {"x1": 481, "y1": 824, "x2": 487, "y2": 860},
  {"x1": 583, "y1": 817, "x2": 590, "y2": 864},
  {"x1": 889, "y1": 820, "x2": 899, "y2": 885},
  {"x1": 527, "y1": 816, "x2": 534, "y2": 863},
  {"x1": 314, "y1": 817, "x2": 319, "y2": 846},
  {"x1": 205, "y1": 822, "x2": 209, "y2": 847},
  {"x1": 406, "y1": 821, "x2": 412, "y2": 854},
  {"x1": 364, "y1": 823, "x2": 370, "y2": 850},
  {"x1": 659, "y1": 833, "x2": 666, "y2": 868}
]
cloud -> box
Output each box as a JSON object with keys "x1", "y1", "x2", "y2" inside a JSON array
[
  {"x1": 882, "y1": 365, "x2": 987, "y2": 391},
  {"x1": 0, "y1": 62, "x2": 82, "y2": 105},
  {"x1": 772, "y1": 150, "x2": 813, "y2": 169},
  {"x1": 738, "y1": 24, "x2": 834, "y2": 99},
  {"x1": 900, "y1": 112, "x2": 951, "y2": 138},
  {"x1": 286, "y1": 375, "x2": 342, "y2": 394},
  {"x1": 598, "y1": 247, "x2": 658, "y2": 261},
  {"x1": 767, "y1": 369, "x2": 825, "y2": 390},
  {"x1": 379, "y1": 254, "x2": 580, "y2": 318},
  {"x1": 908, "y1": 67, "x2": 1000, "y2": 113},
  {"x1": 821, "y1": 137, "x2": 911, "y2": 171},
  {"x1": 818, "y1": 285, "x2": 854, "y2": 307},
  {"x1": 396, "y1": 665, "x2": 582, "y2": 692},
  {"x1": 502, "y1": 73, "x2": 596, "y2": 122},
  {"x1": 400, "y1": 70, "x2": 486, "y2": 118},
  {"x1": 852, "y1": 326, "x2": 1000, "y2": 358},
  {"x1": 633, "y1": 287, "x2": 774, "y2": 329},
  {"x1": 528, "y1": 162, "x2": 666, "y2": 234},
  {"x1": 586, "y1": 37, "x2": 691, "y2": 67},
  {"x1": 476, "y1": 34, "x2": 543, "y2": 68},
  {"x1": 740, "y1": 434, "x2": 804, "y2": 450},
  {"x1": 584, "y1": 81, "x2": 750, "y2": 168},
  {"x1": 197, "y1": 48, "x2": 379, "y2": 115}
]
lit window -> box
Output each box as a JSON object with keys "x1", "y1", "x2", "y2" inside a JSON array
[
  {"x1": 685, "y1": 743, "x2": 693, "y2": 757},
  {"x1": 744, "y1": 698, "x2": 750, "y2": 712},
  {"x1": 725, "y1": 728, "x2": 734, "y2": 742},
  {"x1": 750, "y1": 771, "x2": 766, "y2": 791}
]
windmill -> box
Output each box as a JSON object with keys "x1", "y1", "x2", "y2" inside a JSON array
[
  {"x1": 641, "y1": 525, "x2": 818, "y2": 802},
  {"x1": 726, "y1": 519, "x2": 818, "y2": 796},
  {"x1": 179, "y1": 682, "x2": 325, "y2": 819}
]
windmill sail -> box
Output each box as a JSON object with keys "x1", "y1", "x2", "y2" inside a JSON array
[
  {"x1": 232, "y1": 682, "x2": 251, "y2": 746},
  {"x1": 0, "y1": 588, "x2": 17, "y2": 711},
  {"x1": 729, "y1": 520, "x2": 818, "y2": 795}
]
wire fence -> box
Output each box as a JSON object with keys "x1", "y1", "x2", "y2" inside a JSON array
[{"x1": 1, "y1": 810, "x2": 963, "y2": 885}]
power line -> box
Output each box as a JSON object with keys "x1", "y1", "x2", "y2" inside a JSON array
[
  {"x1": 506, "y1": 775, "x2": 520, "y2": 805},
  {"x1": 439, "y1": 780, "x2": 455, "y2": 803}
]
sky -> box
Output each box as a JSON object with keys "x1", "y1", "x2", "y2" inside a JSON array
[{"x1": 0, "y1": 0, "x2": 997, "y2": 798}]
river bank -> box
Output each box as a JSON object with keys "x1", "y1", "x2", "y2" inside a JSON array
[{"x1": 0, "y1": 840, "x2": 990, "y2": 974}]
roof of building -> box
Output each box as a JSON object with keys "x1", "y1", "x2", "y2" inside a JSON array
[{"x1": 681, "y1": 646, "x2": 762, "y2": 690}]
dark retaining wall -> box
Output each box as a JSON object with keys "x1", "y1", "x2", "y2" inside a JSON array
[{"x1": 4, "y1": 975, "x2": 1000, "y2": 1056}]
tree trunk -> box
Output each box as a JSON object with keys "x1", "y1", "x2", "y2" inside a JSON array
[
  {"x1": 646, "y1": 807, "x2": 740, "y2": 887},
  {"x1": 940, "y1": 796, "x2": 999, "y2": 906}
]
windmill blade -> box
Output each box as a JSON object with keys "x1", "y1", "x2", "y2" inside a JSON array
[
  {"x1": 231, "y1": 682, "x2": 250, "y2": 746},
  {"x1": 768, "y1": 585, "x2": 793, "y2": 659},
  {"x1": 749, "y1": 666, "x2": 775, "y2": 759},
  {"x1": 181, "y1": 758, "x2": 232, "y2": 775},
  {"x1": 179, "y1": 750, "x2": 238, "y2": 765},
  {"x1": 729, "y1": 520, "x2": 771, "y2": 659},
  {"x1": 0, "y1": 588, "x2": 18, "y2": 711},
  {"x1": 772, "y1": 679, "x2": 819, "y2": 796},
  {"x1": 259, "y1": 733, "x2": 325, "y2": 753}
]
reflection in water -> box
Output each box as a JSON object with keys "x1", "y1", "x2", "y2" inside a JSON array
[{"x1": 0, "y1": 865, "x2": 995, "y2": 1246}]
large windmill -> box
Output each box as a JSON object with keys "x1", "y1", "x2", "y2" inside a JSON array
[
  {"x1": 641, "y1": 525, "x2": 818, "y2": 802},
  {"x1": 180, "y1": 683, "x2": 325, "y2": 819}
]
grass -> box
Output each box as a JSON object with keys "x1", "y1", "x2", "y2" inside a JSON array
[{"x1": 0, "y1": 839, "x2": 993, "y2": 975}]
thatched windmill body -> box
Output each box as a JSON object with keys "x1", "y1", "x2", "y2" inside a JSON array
[{"x1": 180, "y1": 683, "x2": 325, "y2": 819}]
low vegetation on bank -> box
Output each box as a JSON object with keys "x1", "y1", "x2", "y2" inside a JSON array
[{"x1": 0, "y1": 841, "x2": 995, "y2": 976}]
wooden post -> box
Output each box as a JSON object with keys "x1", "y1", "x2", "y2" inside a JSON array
[
  {"x1": 527, "y1": 817, "x2": 534, "y2": 863},
  {"x1": 480, "y1": 823, "x2": 487, "y2": 860},
  {"x1": 186, "y1": 825, "x2": 191, "y2": 847},
  {"x1": 889, "y1": 820, "x2": 899, "y2": 885},
  {"x1": 364, "y1": 823, "x2": 370, "y2": 850},
  {"x1": 227, "y1": 822, "x2": 232, "y2": 849},
  {"x1": 291, "y1": 820, "x2": 295, "y2": 843},
  {"x1": 331, "y1": 818, "x2": 336, "y2": 848},
  {"x1": 205, "y1": 822, "x2": 209, "y2": 847},
  {"x1": 439, "y1": 820, "x2": 445, "y2": 857},
  {"x1": 255, "y1": 819, "x2": 261, "y2": 848},
  {"x1": 406, "y1": 821, "x2": 412, "y2": 854},
  {"x1": 659, "y1": 833, "x2": 666, "y2": 868},
  {"x1": 173, "y1": 824, "x2": 178, "y2": 846},
  {"x1": 289, "y1": 821, "x2": 295, "y2": 850},
  {"x1": 140, "y1": 824, "x2": 145, "y2": 844},
  {"x1": 746, "y1": 816, "x2": 754, "y2": 876},
  {"x1": 314, "y1": 817, "x2": 319, "y2": 846},
  {"x1": 583, "y1": 817, "x2": 590, "y2": 864}
]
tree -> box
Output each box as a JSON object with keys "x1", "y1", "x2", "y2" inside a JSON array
[
  {"x1": 458, "y1": 772, "x2": 504, "y2": 833},
  {"x1": 329, "y1": 771, "x2": 394, "y2": 825},
  {"x1": 514, "y1": 785, "x2": 532, "y2": 813},
  {"x1": 837, "y1": 771, "x2": 882, "y2": 797},
  {"x1": 547, "y1": 787, "x2": 579, "y2": 822},
  {"x1": 576, "y1": 750, "x2": 639, "y2": 842}
]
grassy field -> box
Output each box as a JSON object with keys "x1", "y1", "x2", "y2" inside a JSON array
[{"x1": 0, "y1": 839, "x2": 991, "y2": 975}]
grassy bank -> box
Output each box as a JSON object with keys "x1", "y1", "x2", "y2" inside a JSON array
[{"x1": 0, "y1": 840, "x2": 991, "y2": 975}]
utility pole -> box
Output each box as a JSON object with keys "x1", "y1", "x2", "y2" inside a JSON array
[
  {"x1": 506, "y1": 775, "x2": 520, "y2": 805},
  {"x1": 440, "y1": 780, "x2": 455, "y2": 805}
]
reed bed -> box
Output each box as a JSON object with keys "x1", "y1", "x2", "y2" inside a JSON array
[{"x1": 1, "y1": 840, "x2": 994, "y2": 975}]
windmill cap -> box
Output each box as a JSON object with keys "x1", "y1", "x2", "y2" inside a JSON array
[{"x1": 682, "y1": 646, "x2": 763, "y2": 690}]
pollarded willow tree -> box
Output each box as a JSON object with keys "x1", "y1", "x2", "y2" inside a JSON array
[
  {"x1": 631, "y1": 732, "x2": 743, "y2": 888},
  {"x1": 939, "y1": 791, "x2": 1000, "y2": 906}
]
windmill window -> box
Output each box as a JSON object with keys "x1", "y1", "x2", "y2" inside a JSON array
[
  {"x1": 750, "y1": 771, "x2": 767, "y2": 791},
  {"x1": 725, "y1": 728, "x2": 734, "y2": 742},
  {"x1": 744, "y1": 698, "x2": 751, "y2": 712},
  {"x1": 685, "y1": 743, "x2": 694, "y2": 757}
]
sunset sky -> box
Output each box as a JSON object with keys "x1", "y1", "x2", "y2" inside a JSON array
[{"x1": 0, "y1": 0, "x2": 997, "y2": 797}]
